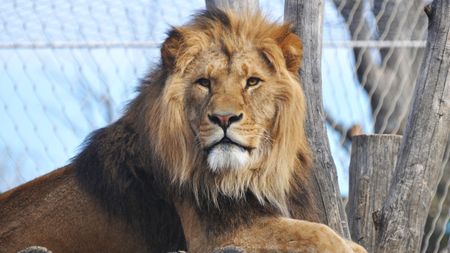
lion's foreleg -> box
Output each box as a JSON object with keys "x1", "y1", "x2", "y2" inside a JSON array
[
  {"x1": 174, "y1": 201, "x2": 366, "y2": 253},
  {"x1": 174, "y1": 200, "x2": 217, "y2": 252},
  {"x1": 216, "y1": 217, "x2": 367, "y2": 253}
]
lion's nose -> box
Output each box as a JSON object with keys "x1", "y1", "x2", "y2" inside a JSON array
[{"x1": 208, "y1": 113, "x2": 243, "y2": 129}]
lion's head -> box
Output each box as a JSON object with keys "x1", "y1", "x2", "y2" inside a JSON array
[{"x1": 142, "y1": 8, "x2": 312, "y2": 215}]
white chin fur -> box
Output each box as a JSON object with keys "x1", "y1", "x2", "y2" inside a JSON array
[{"x1": 207, "y1": 144, "x2": 249, "y2": 172}]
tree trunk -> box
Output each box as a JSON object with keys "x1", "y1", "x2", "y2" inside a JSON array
[
  {"x1": 346, "y1": 134, "x2": 401, "y2": 252},
  {"x1": 375, "y1": 1, "x2": 450, "y2": 252},
  {"x1": 284, "y1": 0, "x2": 350, "y2": 239}
]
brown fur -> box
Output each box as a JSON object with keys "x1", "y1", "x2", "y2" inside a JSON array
[
  {"x1": 0, "y1": 8, "x2": 366, "y2": 253},
  {"x1": 0, "y1": 167, "x2": 151, "y2": 253}
]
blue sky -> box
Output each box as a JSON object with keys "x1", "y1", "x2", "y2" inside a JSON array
[{"x1": 0, "y1": 0, "x2": 373, "y2": 195}]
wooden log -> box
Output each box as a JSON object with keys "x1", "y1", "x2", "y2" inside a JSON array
[
  {"x1": 375, "y1": 1, "x2": 450, "y2": 252},
  {"x1": 17, "y1": 246, "x2": 52, "y2": 253},
  {"x1": 284, "y1": 0, "x2": 350, "y2": 238},
  {"x1": 346, "y1": 134, "x2": 402, "y2": 252}
]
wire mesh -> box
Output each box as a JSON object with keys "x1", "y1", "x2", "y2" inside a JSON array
[{"x1": 0, "y1": 0, "x2": 448, "y2": 251}]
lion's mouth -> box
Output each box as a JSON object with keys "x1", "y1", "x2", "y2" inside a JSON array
[{"x1": 205, "y1": 136, "x2": 254, "y2": 154}]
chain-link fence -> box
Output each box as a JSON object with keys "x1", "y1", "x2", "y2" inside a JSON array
[{"x1": 0, "y1": 0, "x2": 448, "y2": 252}]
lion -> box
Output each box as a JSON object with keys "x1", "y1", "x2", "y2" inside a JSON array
[{"x1": 0, "y1": 8, "x2": 366, "y2": 253}]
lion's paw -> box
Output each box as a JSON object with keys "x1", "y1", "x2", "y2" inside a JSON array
[{"x1": 221, "y1": 218, "x2": 367, "y2": 253}]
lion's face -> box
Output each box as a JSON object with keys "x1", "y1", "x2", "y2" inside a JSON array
[
  {"x1": 149, "y1": 9, "x2": 311, "y2": 210},
  {"x1": 184, "y1": 48, "x2": 279, "y2": 172}
]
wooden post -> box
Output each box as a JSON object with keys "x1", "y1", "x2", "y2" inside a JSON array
[
  {"x1": 375, "y1": 1, "x2": 450, "y2": 252},
  {"x1": 284, "y1": 0, "x2": 350, "y2": 239},
  {"x1": 346, "y1": 134, "x2": 401, "y2": 252}
]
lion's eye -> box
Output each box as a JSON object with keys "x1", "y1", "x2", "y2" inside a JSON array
[
  {"x1": 196, "y1": 78, "x2": 211, "y2": 88},
  {"x1": 246, "y1": 77, "x2": 262, "y2": 87}
]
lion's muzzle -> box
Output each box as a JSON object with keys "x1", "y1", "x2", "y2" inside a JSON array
[{"x1": 203, "y1": 111, "x2": 253, "y2": 172}]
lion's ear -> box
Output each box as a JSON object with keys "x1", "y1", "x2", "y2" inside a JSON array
[
  {"x1": 279, "y1": 33, "x2": 303, "y2": 73},
  {"x1": 161, "y1": 28, "x2": 183, "y2": 69}
]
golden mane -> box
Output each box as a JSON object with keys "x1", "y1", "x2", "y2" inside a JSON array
[{"x1": 139, "y1": 8, "x2": 312, "y2": 216}]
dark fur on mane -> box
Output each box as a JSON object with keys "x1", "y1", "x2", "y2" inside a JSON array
[
  {"x1": 74, "y1": 119, "x2": 187, "y2": 252},
  {"x1": 194, "y1": 7, "x2": 232, "y2": 29}
]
